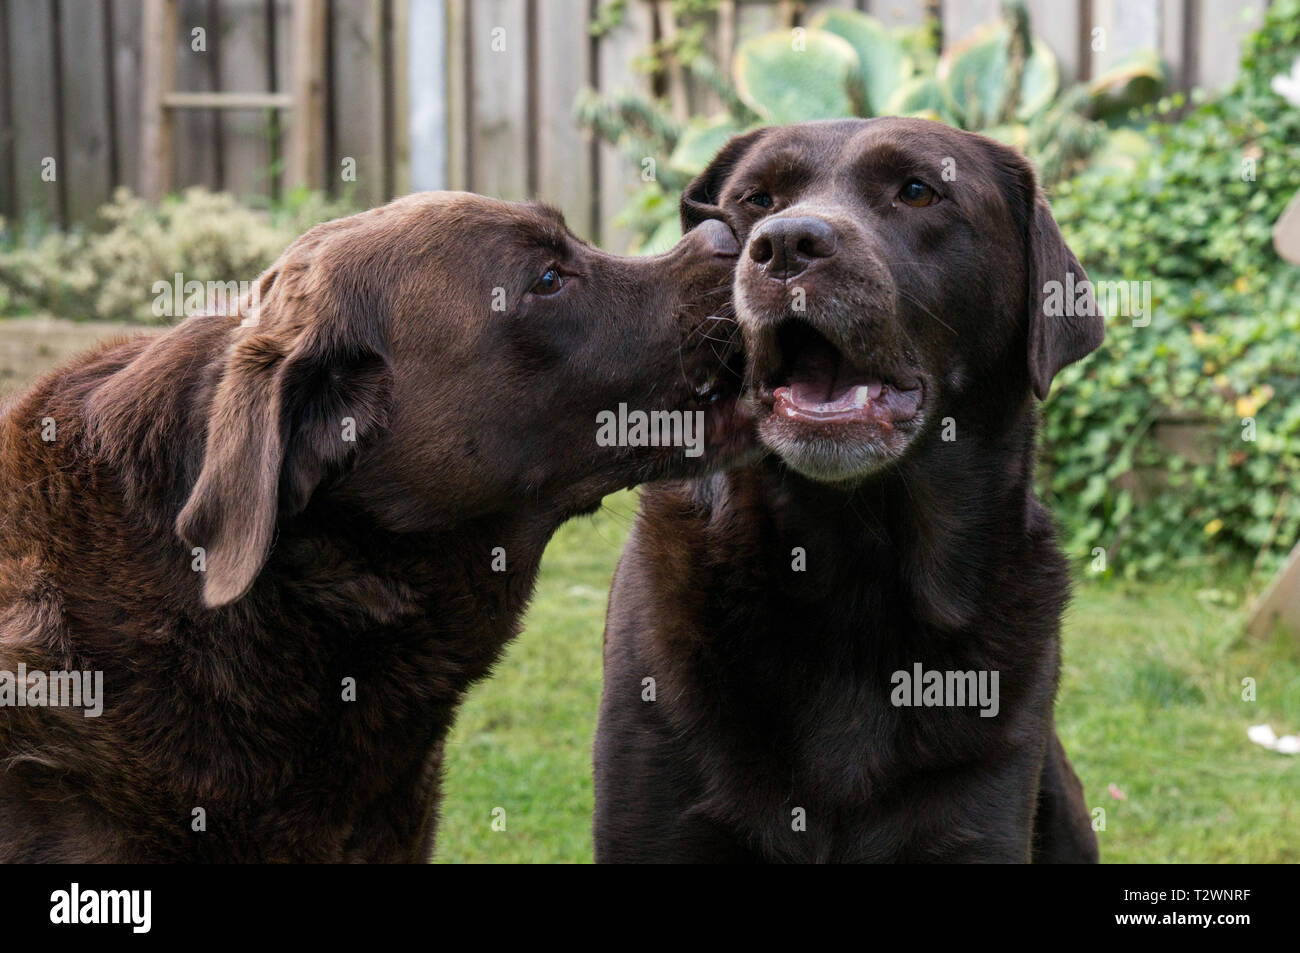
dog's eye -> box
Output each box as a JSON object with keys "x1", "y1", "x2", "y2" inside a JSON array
[
  {"x1": 745, "y1": 192, "x2": 773, "y2": 209},
  {"x1": 530, "y1": 268, "x2": 564, "y2": 296},
  {"x1": 898, "y1": 180, "x2": 940, "y2": 207}
]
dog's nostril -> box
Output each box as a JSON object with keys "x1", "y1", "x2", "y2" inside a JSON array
[
  {"x1": 796, "y1": 229, "x2": 836, "y2": 259},
  {"x1": 749, "y1": 236, "x2": 774, "y2": 264}
]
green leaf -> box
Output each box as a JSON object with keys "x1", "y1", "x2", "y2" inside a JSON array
[
  {"x1": 1088, "y1": 50, "x2": 1166, "y2": 120},
  {"x1": 938, "y1": 26, "x2": 1059, "y2": 129},
  {"x1": 884, "y1": 76, "x2": 957, "y2": 123},
  {"x1": 894, "y1": 24, "x2": 939, "y2": 75},
  {"x1": 937, "y1": 24, "x2": 1007, "y2": 129},
  {"x1": 1018, "y1": 39, "x2": 1059, "y2": 120},
  {"x1": 808, "y1": 9, "x2": 913, "y2": 115},
  {"x1": 639, "y1": 215, "x2": 682, "y2": 256},
  {"x1": 1087, "y1": 127, "x2": 1155, "y2": 176},
  {"x1": 667, "y1": 115, "x2": 749, "y2": 177},
  {"x1": 733, "y1": 29, "x2": 859, "y2": 123},
  {"x1": 982, "y1": 123, "x2": 1030, "y2": 152}
]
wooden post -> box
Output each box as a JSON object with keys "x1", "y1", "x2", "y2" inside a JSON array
[
  {"x1": 288, "y1": 0, "x2": 326, "y2": 191},
  {"x1": 1248, "y1": 541, "x2": 1300, "y2": 639},
  {"x1": 139, "y1": 0, "x2": 177, "y2": 201},
  {"x1": 390, "y1": 0, "x2": 412, "y2": 197},
  {"x1": 445, "y1": 0, "x2": 470, "y2": 192},
  {"x1": 656, "y1": 1, "x2": 689, "y2": 124},
  {"x1": 716, "y1": 0, "x2": 735, "y2": 75}
]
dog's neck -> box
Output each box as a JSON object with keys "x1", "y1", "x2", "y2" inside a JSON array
[
  {"x1": 724, "y1": 396, "x2": 1046, "y2": 631},
  {"x1": 82, "y1": 320, "x2": 564, "y2": 672}
]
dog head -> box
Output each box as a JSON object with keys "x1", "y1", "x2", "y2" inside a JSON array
[
  {"x1": 175, "y1": 192, "x2": 745, "y2": 607},
  {"x1": 682, "y1": 118, "x2": 1103, "y2": 483}
]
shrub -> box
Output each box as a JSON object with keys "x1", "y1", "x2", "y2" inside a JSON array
[
  {"x1": 0, "y1": 186, "x2": 355, "y2": 323},
  {"x1": 1041, "y1": 0, "x2": 1300, "y2": 579}
]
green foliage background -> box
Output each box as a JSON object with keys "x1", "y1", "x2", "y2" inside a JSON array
[
  {"x1": 581, "y1": 0, "x2": 1300, "y2": 581},
  {"x1": 0, "y1": 187, "x2": 355, "y2": 323},
  {"x1": 1043, "y1": 0, "x2": 1300, "y2": 579},
  {"x1": 3, "y1": 0, "x2": 1297, "y2": 581}
]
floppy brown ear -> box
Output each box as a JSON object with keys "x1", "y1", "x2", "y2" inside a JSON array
[
  {"x1": 176, "y1": 259, "x2": 392, "y2": 608},
  {"x1": 680, "y1": 126, "x2": 770, "y2": 232},
  {"x1": 1025, "y1": 190, "x2": 1104, "y2": 400}
]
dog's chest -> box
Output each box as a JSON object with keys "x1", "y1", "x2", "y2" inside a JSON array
[{"x1": 668, "y1": 563, "x2": 1040, "y2": 861}]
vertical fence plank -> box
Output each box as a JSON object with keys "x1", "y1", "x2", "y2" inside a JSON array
[
  {"x1": 0, "y1": 0, "x2": 14, "y2": 220},
  {"x1": 941, "y1": 0, "x2": 1000, "y2": 45},
  {"x1": 806, "y1": 0, "x2": 860, "y2": 14},
  {"x1": 444, "y1": 0, "x2": 469, "y2": 191},
  {"x1": 683, "y1": 4, "x2": 722, "y2": 115},
  {"x1": 536, "y1": 0, "x2": 593, "y2": 237},
  {"x1": 271, "y1": 0, "x2": 292, "y2": 198},
  {"x1": 1026, "y1": 0, "x2": 1083, "y2": 85},
  {"x1": 1159, "y1": 0, "x2": 1187, "y2": 93},
  {"x1": 218, "y1": 0, "x2": 272, "y2": 202},
  {"x1": 389, "y1": 0, "x2": 410, "y2": 196},
  {"x1": 468, "y1": 0, "x2": 528, "y2": 200},
  {"x1": 172, "y1": 0, "x2": 220, "y2": 190},
  {"x1": 8, "y1": 0, "x2": 61, "y2": 223},
  {"x1": 112, "y1": 0, "x2": 143, "y2": 196},
  {"x1": 408, "y1": 0, "x2": 446, "y2": 192},
  {"x1": 736, "y1": 0, "x2": 782, "y2": 42},
  {"x1": 595, "y1": 0, "x2": 652, "y2": 250},
  {"x1": 139, "y1": 0, "x2": 175, "y2": 200},
  {"x1": 868, "y1": 1, "x2": 928, "y2": 28},
  {"x1": 331, "y1": 0, "x2": 386, "y2": 205},
  {"x1": 1090, "y1": 0, "x2": 1159, "y2": 78},
  {"x1": 59, "y1": 0, "x2": 114, "y2": 221},
  {"x1": 1195, "y1": 0, "x2": 1265, "y2": 92},
  {"x1": 716, "y1": 0, "x2": 735, "y2": 73}
]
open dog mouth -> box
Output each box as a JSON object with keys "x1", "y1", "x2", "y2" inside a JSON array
[
  {"x1": 758, "y1": 319, "x2": 922, "y2": 428},
  {"x1": 668, "y1": 311, "x2": 755, "y2": 464}
]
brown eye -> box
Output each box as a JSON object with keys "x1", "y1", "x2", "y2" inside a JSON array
[
  {"x1": 899, "y1": 180, "x2": 940, "y2": 207},
  {"x1": 745, "y1": 192, "x2": 773, "y2": 209},
  {"x1": 530, "y1": 268, "x2": 563, "y2": 296}
]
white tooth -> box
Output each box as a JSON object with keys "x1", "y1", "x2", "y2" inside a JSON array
[{"x1": 852, "y1": 385, "x2": 872, "y2": 408}]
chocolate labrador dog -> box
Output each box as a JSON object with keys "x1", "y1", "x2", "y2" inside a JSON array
[
  {"x1": 593, "y1": 119, "x2": 1103, "y2": 863},
  {"x1": 0, "y1": 192, "x2": 748, "y2": 862}
]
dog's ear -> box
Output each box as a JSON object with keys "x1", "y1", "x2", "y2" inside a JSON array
[
  {"x1": 1023, "y1": 188, "x2": 1104, "y2": 400},
  {"x1": 987, "y1": 138, "x2": 1104, "y2": 399},
  {"x1": 681, "y1": 126, "x2": 769, "y2": 232},
  {"x1": 176, "y1": 250, "x2": 392, "y2": 608}
]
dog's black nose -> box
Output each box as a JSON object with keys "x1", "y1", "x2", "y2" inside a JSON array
[{"x1": 748, "y1": 216, "x2": 837, "y2": 280}]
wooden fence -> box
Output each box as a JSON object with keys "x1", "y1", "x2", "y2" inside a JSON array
[
  {"x1": 0, "y1": 0, "x2": 409, "y2": 223},
  {"x1": 0, "y1": 0, "x2": 1275, "y2": 248}
]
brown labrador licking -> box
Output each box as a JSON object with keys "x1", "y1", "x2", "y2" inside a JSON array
[
  {"x1": 593, "y1": 119, "x2": 1104, "y2": 863},
  {"x1": 0, "y1": 192, "x2": 749, "y2": 862}
]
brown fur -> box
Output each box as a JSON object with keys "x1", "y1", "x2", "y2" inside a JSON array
[{"x1": 0, "y1": 192, "x2": 747, "y2": 862}]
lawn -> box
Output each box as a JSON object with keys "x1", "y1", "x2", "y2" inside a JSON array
[
  {"x1": 433, "y1": 491, "x2": 1300, "y2": 864},
  {"x1": 5, "y1": 323, "x2": 1296, "y2": 864}
]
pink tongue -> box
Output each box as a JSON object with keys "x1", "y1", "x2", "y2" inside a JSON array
[{"x1": 788, "y1": 377, "x2": 883, "y2": 411}]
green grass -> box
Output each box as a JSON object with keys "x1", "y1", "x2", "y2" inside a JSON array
[{"x1": 433, "y1": 490, "x2": 1300, "y2": 863}]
